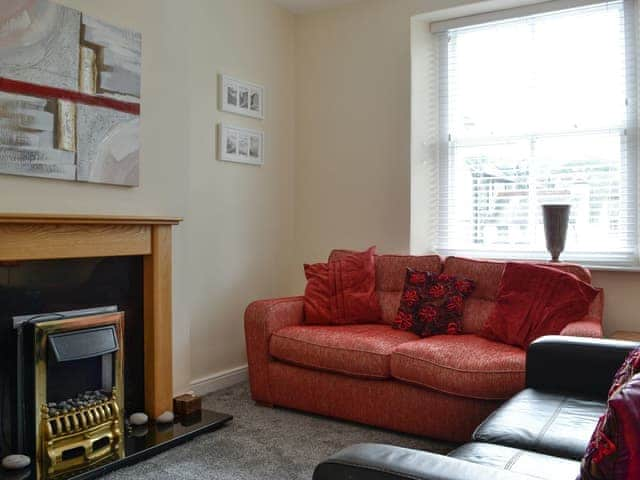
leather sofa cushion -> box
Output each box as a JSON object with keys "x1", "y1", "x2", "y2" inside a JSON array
[
  {"x1": 270, "y1": 324, "x2": 418, "y2": 379},
  {"x1": 449, "y1": 442, "x2": 580, "y2": 480},
  {"x1": 390, "y1": 334, "x2": 526, "y2": 400},
  {"x1": 473, "y1": 388, "x2": 606, "y2": 459},
  {"x1": 314, "y1": 443, "x2": 532, "y2": 480}
]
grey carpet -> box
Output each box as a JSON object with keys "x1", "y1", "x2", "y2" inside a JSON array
[{"x1": 103, "y1": 382, "x2": 453, "y2": 479}]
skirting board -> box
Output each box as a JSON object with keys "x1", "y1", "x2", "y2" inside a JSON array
[{"x1": 190, "y1": 365, "x2": 248, "y2": 397}]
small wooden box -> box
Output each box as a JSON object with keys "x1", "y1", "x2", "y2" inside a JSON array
[{"x1": 173, "y1": 394, "x2": 201, "y2": 416}]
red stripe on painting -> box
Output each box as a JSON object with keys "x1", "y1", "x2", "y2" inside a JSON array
[{"x1": 0, "y1": 77, "x2": 140, "y2": 116}]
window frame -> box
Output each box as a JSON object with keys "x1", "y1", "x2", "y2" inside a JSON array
[{"x1": 433, "y1": 0, "x2": 640, "y2": 267}]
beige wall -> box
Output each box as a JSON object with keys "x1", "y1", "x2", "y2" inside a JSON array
[
  {"x1": 293, "y1": 0, "x2": 466, "y2": 275},
  {"x1": 294, "y1": 0, "x2": 640, "y2": 335},
  {"x1": 1, "y1": 0, "x2": 296, "y2": 394},
  {"x1": 5, "y1": 0, "x2": 639, "y2": 395},
  {"x1": 182, "y1": 1, "x2": 296, "y2": 383}
]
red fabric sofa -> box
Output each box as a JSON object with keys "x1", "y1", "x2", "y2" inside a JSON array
[{"x1": 244, "y1": 254, "x2": 604, "y2": 442}]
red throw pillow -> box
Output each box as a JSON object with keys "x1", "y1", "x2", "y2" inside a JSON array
[
  {"x1": 580, "y1": 347, "x2": 640, "y2": 479},
  {"x1": 482, "y1": 263, "x2": 599, "y2": 348},
  {"x1": 392, "y1": 268, "x2": 475, "y2": 337},
  {"x1": 303, "y1": 246, "x2": 381, "y2": 325}
]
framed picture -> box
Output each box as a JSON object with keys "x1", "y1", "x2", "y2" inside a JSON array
[
  {"x1": 219, "y1": 74, "x2": 264, "y2": 119},
  {"x1": 218, "y1": 124, "x2": 263, "y2": 166}
]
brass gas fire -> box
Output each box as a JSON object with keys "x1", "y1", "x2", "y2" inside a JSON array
[{"x1": 34, "y1": 312, "x2": 125, "y2": 480}]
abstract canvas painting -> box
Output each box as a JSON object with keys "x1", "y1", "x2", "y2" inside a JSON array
[{"x1": 0, "y1": 0, "x2": 141, "y2": 186}]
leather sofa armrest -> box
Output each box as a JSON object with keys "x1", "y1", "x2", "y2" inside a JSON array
[
  {"x1": 313, "y1": 444, "x2": 530, "y2": 480},
  {"x1": 244, "y1": 296, "x2": 305, "y2": 403},
  {"x1": 526, "y1": 335, "x2": 639, "y2": 399}
]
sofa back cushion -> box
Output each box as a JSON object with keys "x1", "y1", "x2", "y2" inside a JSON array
[
  {"x1": 330, "y1": 251, "x2": 442, "y2": 325},
  {"x1": 443, "y1": 257, "x2": 596, "y2": 334},
  {"x1": 328, "y1": 252, "x2": 598, "y2": 329},
  {"x1": 376, "y1": 255, "x2": 443, "y2": 324}
]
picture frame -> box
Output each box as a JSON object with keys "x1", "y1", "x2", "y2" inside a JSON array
[
  {"x1": 218, "y1": 124, "x2": 264, "y2": 166},
  {"x1": 219, "y1": 74, "x2": 264, "y2": 119}
]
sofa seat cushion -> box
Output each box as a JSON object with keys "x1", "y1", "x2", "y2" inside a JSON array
[
  {"x1": 270, "y1": 324, "x2": 418, "y2": 379},
  {"x1": 473, "y1": 389, "x2": 607, "y2": 460},
  {"x1": 390, "y1": 334, "x2": 526, "y2": 400},
  {"x1": 449, "y1": 442, "x2": 580, "y2": 480}
]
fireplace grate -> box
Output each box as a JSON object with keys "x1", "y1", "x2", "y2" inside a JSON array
[{"x1": 41, "y1": 391, "x2": 122, "y2": 478}]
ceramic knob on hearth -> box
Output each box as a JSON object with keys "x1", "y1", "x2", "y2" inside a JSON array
[
  {"x1": 129, "y1": 412, "x2": 149, "y2": 425},
  {"x1": 156, "y1": 411, "x2": 175, "y2": 424},
  {"x1": 2, "y1": 454, "x2": 31, "y2": 470}
]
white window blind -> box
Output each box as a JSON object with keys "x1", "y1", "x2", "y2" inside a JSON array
[{"x1": 436, "y1": 0, "x2": 638, "y2": 265}]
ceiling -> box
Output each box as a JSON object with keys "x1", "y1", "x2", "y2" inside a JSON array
[{"x1": 272, "y1": 0, "x2": 360, "y2": 14}]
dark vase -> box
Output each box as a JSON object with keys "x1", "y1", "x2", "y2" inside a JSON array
[{"x1": 542, "y1": 205, "x2": 570, "y2": 262}]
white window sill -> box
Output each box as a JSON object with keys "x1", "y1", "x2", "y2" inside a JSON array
[
  {"x1": 434, "y1": 249, "x2": 640, "y2": 273},
  {"x1": 581, "y1": 264, "x2": 640, "y2": 273}
]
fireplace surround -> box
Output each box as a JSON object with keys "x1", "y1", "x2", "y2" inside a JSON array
[
  {"x1": 0, "y1": 214, "x2": 233, "y2": 479},
  {"x1": 0, "y1": 214, "x2": 180, "y2": 418}
]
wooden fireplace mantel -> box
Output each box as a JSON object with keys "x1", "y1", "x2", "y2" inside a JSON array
[
  {"x1": 0, "y1": 213, "x2": 182, "y2": 225},
  {"x1": 0, "y1": 213, "x2": 183, "y2": 418}
]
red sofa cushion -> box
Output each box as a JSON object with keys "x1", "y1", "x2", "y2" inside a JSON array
[
  {"x1": 443, "y1": 256, "x2": 597, "y2": 334},
  {"x1": 482, "y1": 263, "x2": 600, "y2": 348},
  {"x1": 609, "y1": 346, "x2": 640, "y2": 397},
  {"x1": 581, "y1": 374, "x2": 640, "y2": 479},
  {"x1": 303, "y1": 246, "x2": 380, "y2": 325},
  {"x1": 392, "y1": 269, "x2": 475, "y2": 337},
  {"x1": 581, "y1": 347, "x2": 640, "y2": 479},
  {"x1": 390, "y1": 334, "x2": 526, "y2": 400},
  {"x1": 269, "y1": 324, "x2": 418, "y2": 379}
]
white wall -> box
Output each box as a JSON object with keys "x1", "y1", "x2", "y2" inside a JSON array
[
  {"x1": 293, "y1": 0, "x2": 640, "y2": 336},
  {"x1": 1, "y1": 0, "x2": 296, "y2": 394}
]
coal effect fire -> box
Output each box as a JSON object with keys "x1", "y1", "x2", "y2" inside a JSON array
[{"x1": 47, "y1": 390, "x2": 110, "y2": 416}]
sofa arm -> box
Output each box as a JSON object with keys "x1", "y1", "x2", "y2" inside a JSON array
[
  {"x1": 244, "y1": 296, "x2": 304, "y2": 403},
  {"x1": 313, "y1": 444, "x2": 530, "y2": 480},
  {"x1": 526, "y1": 335, "x2": 639, "y2": 399},
  {"x1": 560, "y1": 318, "x2": 603, "y2": 338}
]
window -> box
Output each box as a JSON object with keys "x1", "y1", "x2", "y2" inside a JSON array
[{"x1": 435, "y1": 1, "x2": 638, "y2": 265}]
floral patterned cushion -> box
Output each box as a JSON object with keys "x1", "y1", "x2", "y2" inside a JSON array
[
  {"x1": 580, "y1": 346, "x2": 640, "y2": 479},
  {"x1": 392, "y1": 268, "x2": 475, "y2": 337},
  {"x1": 608, "y1": 347, "x2": 640, "y2": 397}
]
